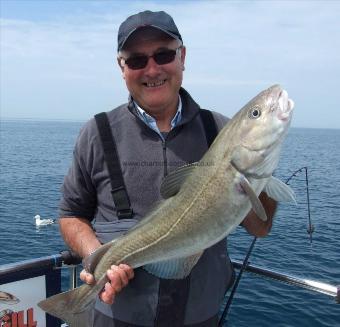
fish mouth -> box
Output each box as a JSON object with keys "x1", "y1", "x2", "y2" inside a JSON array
[
  {"x1": 278, "y1": 89, "x2": 294, "y2": 121},
  {"x1": 268, "y1": 85, "x2": 294, "y2": 122}
]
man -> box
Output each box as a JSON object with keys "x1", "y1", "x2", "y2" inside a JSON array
[{"x1": 59, "y1": 10, "x2": 276, "y2": 327}]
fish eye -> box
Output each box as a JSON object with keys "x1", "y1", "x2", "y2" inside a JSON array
[{"x1": 248, "y1": 107, "x2": 261, "y2": 119}]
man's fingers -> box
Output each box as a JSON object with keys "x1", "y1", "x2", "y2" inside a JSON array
[
  {"x1": 80, "y1": 269, "x2": 95, "y2": 285},
  {"x1": 119, "y1": 264, "x2": 135, "y2": 280},
  {"x1": 99, "y1": 264, "x2": 134, "y2": 304},
  {"x1": 80, "y1": 264, "x2": 134, "y2": 304},
  {"x1": 99, "y1": 267, "x2": 124, "y2": 304},
  {"x1": 99, "y1": 282, "x2": 115, "y2": 305},
  {"x1": 109, "y1": 265, "x2": 131, "y2": 287},
  {"x1": 107, "y1": 267, "x2": 124, "y2": 292}
]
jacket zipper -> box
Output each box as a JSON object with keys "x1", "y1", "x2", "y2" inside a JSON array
[
  {"x1": 137, "y1": 116, "x2": 170, "y2": 178},
  {"x1": 162, "y1": 140, "x2": 168, "y2": 177}
]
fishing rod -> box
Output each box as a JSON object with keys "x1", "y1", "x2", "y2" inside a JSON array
[
  {"x1": 218, "y1": 167, "x2": 314, "y2": 326},
  {"x1": 218, "y1": 236, "x2": 258, "y2": 326},
  {"x1": 285, "y1": 166, "x2": 314, "y2": 242}
]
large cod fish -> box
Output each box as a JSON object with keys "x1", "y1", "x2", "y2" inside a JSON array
[{"x1": 39, "y1": 84, "x2": 295, "y2": 326}]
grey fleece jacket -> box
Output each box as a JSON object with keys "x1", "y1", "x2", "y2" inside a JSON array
[{"x1": 59, "y1": 88, "x2": 234, "y2": 326}]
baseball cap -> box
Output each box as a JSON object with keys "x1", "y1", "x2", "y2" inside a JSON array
[{"x1": 117, "y1": 10, "x2": 182, "y2": 51}]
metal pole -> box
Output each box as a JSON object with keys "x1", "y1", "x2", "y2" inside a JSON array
[
  {"x1": 231, "y1": 260, "x2": 339, "y2": 302},
  {"x1": 69, "y1": 265, "x2": 78, "y2": 290}
]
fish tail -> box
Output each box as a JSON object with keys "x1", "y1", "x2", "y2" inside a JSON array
[
  {"x1": 56, "y1": 309, "x2": 93, "y2": 327},
  {"x1": 38, "y1": 284, "x2": 96, "y2": 327}
]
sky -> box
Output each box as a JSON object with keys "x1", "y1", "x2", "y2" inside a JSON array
[{"x1": 0, "y1": 0, "x2": 339, "y2": 129}]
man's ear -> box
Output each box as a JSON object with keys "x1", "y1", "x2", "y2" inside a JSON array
[
  {"x1": 117, "y1": 57, "x2": 125, "y2": 79},
  {"x1": 117, "y1": 57, "x2": 123, "y2": 70}
]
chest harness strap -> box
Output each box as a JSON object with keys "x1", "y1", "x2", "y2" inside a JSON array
[
  {"x1": 200, "y1": 108, "x2": 218, "y2": 149},
  {"x1": 94, "y1": 109, "x2": 218, "y2": 326},
  {"x1": 94, "y1": 112, "x2": 133, "y2": 219}
]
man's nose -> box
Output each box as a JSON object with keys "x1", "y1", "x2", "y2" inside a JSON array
[{"x1": 144, "y1": 57, "x2": 161, "y2": 75}]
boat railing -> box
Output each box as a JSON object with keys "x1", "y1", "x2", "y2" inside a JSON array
[
  {"x1": 0, "y1": 251, "x2": 80, "y2": 327},
  {"x1": 0, "y1": 251, "x2": 339, "y2": 327},
  {"x1": 232, "y1": 259, "x2": 339, "y2": 299}
]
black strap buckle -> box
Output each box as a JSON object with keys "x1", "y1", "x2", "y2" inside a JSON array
[
  {"x1": 117, "y1": 208, "x2": 134, "y2": 219},
  {"x1": 111, "y1": 187, "x2": 133, "y2": 219}
]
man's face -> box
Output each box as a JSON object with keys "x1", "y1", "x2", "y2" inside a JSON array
[{"x1": 118, "y1": 29, "x2": 186, "y2": 116}]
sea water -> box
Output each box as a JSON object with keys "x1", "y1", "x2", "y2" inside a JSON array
[{"x1": 0, "y1": 120, "x2": 339, "y2": 326}]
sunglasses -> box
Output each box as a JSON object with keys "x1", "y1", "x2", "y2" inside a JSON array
[{"x1": 120, "y1": 46, "x2": 182, "y2": 70}]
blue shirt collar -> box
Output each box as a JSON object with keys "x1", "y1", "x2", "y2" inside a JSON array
[{"x1": 134, "y1": 96, "x2": 182, "y2": 139}]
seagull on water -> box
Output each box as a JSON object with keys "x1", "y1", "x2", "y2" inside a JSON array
[{"x1": 34, "y1": 214, "x2": 55, "y2": 226}]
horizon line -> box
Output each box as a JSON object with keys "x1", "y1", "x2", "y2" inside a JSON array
[{"x1": 1, "y1": 117, "x2": 339, "y2": 131}]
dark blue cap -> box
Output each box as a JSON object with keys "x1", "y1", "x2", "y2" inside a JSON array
[{"x1": 118, "y1": 10, "x2": 182, "y2": 51}]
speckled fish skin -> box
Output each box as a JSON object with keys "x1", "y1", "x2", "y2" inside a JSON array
[{"x1": 38, "y1": 84, "x2": 294, "y2": 327}]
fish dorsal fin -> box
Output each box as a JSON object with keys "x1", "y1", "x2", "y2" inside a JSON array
[
  {"x1": 239, "y1": 176, "x2": 268, "y2": 222},
  {"x1": 143, "y1": 252, "x2": 203, "y2": 279},
  {"x1": 265, "y1": 176, "x2": 297, "y2": 204},
  {"x1": 83, "y1": 241, "x2": 115, "y2": 274},
  {"x1": 160, "y1": 163, "x2": 197, "y2": 199}
]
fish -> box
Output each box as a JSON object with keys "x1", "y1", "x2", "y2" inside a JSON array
[
  {"x1": 0, "y1": 291, "x2": 20, "y2": 305},
  {"x1": 38, "y1": 84, "x2": 295, "y2": 326}
]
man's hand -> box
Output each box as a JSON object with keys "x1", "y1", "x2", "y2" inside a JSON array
[
  {"x1": 241, "y1": 192, "x2": 277, "y2": 237},
  {"x1": 80, "y1": 264, "x2": 134, "y2": 304}
]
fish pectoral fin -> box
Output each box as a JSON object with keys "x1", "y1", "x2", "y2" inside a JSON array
[
  {"x1": 160, "y1": 163, "x2": 197, "y2": 199},
  {"x1": 265, "y1": 176, "x2": 297, "y2": 204},
  {"x1": 239, "y1": 176, "x2": 268, "y2": 222},
  {"x1": 143, "y1": 252, "x2": 203, "y2": 279},
  {"x1": 83, "y1": 241, "x2": 114, "y2": 274}
]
